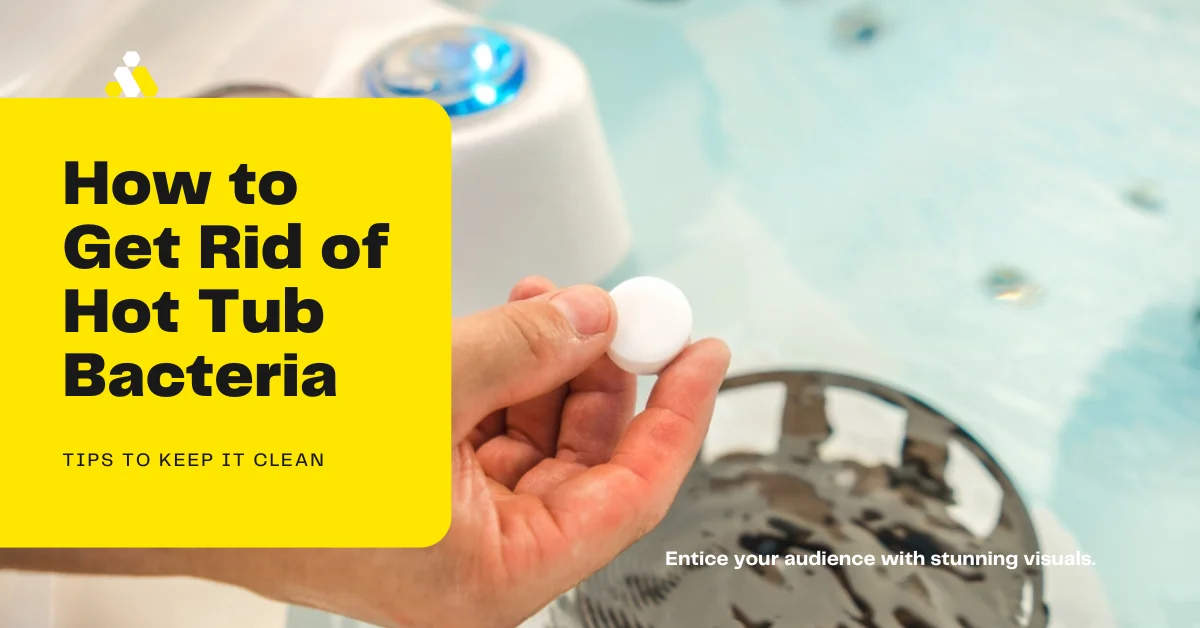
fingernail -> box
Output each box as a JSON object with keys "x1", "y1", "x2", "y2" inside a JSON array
[{"x1": 550, "y1": 286, "x2": 612, "y2": 336}]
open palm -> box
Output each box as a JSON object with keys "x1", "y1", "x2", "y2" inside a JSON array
[{"x1": 436, "y1": 277, "x2": 730, "y2": 627}]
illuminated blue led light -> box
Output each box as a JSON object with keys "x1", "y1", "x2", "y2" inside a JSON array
[{"x1": 365, "y1": 25, "x2": 526, "y2": 116}]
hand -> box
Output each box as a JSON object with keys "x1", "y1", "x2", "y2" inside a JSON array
[
  {"x1": 301, "y1": 276, "x2": 729, "y2": 627},
  {"x1": 332, "y1": 276, "x2": 727, "y2": 627},
  {"x1": 0, "y1": 277, "x2": 731, "y2": 628}
]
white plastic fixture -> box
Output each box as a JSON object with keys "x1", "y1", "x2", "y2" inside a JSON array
[{"x1": 12, "y1": 0, "x2": 632, "y2": 319}]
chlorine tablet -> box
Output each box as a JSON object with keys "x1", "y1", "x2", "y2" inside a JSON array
[{"x1": 607, "y1": 276, "x2": 693, "y2": 375}]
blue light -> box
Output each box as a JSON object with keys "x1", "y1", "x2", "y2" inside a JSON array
[
  {"x1": 471, "y1": 43, "x2": 495, "y2": 72},
  {"x1": 364, "y1": 25, "x2": 526, "y2": 117},
  {"x1": 471, "y1": 84, "x2": 497, "y2": 106}
]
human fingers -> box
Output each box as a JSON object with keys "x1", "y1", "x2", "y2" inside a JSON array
[
  {"x1": 520, "y1": 340, "x2": 730, "y2": 560},
  {"x1": 451, "y1": 285, "x2": 616, "y2": 445},
  {"x1": 509, "y1": 354, "x2": 636, "y2": 494},
  {"x1": 476, "y1": 277, "x2": 567, "y2": 487}
]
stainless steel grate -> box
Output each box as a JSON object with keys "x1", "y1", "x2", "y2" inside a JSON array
[{"x1": 549, "y1": 371, "x2": 1050, "y2": 628}]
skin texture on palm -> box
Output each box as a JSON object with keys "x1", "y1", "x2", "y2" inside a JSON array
[
  {"x1": 437, "y1": 277, "x2": 731, "y2": 627},
  {"x1": 0, "y1": 277, "x2": 731, "y2": 628}
]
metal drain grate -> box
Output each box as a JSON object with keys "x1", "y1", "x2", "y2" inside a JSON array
[{"x1": 550, "y1": 371, "x2": 1050, "y2": 628}]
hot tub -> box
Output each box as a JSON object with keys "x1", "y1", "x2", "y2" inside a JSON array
[{"x1": 468, "y1": 0, "x2": 1199, "y2": 626}]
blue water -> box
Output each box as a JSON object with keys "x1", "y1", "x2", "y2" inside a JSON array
[
  {"x1": 1050, "y1": 305, "x2": 1200, "y2": 626},
  {"x1": 292, "y1": 0, "x2": 1200, "y2": 625},
  {"x1": 477, "y1": 0, "x2": 1200, "y2": 626}
]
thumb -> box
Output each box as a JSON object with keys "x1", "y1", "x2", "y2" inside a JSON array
[{"x1": 451, "y1": 284, "x2": 616, "y2": 443}]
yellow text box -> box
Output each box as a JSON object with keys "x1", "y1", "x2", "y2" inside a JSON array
[{"x1": 0, "y1": 99, "x2": 451, "y2": 548}]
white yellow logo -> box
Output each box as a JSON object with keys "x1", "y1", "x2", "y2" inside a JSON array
[{"x1": 104, "y1": 51, "x2": 158, "y2": 97}]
